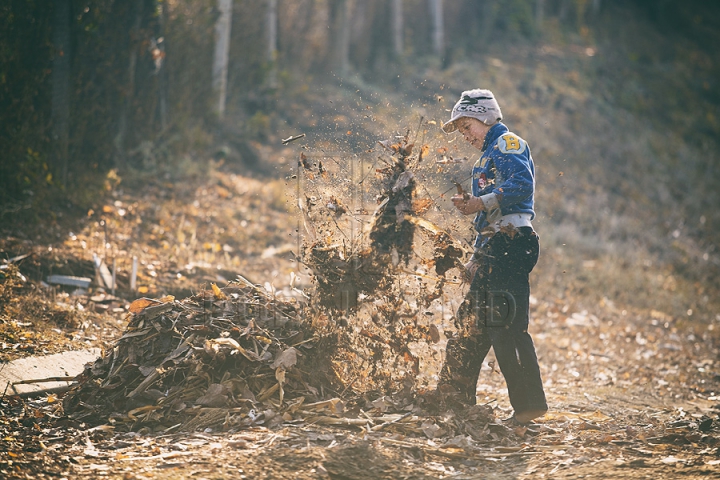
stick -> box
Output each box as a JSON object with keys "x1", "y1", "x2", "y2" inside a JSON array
[
  {"x1": 14, "y1": 385, "x2": 76, "y2": 398},
  {"x1": 127, "y1": 369, "x2": 161, "y2": 398},
  {"x1": 411, "y1": 116, "x2": 424, "y2": 146},
  {"x1": 112, "y1": 257, "x2": 117, "y2": 296},
  {"x1": 438, "y1": 173, "x2": 473, "y2": 197},
  {"x1": 1, "y1": 381, "x2": 10, "y2": 402},
  {"x1": 282, "y1": 134, "x2": 306, "y2": 145},
  {"x1": 339, "y1": 374, "x2": 359, "y2": 397},
  {"x1": 305, "y1": 416, "x2": 371, "y2": 427},
  {"x1": 370, "y1": 411, "x2": 412, "y2": 431},
  {"x1": 12, "y1": 376, "x2": 77, "y2": 385},
  {"x1": 130, "y1": 256, "x2": 138, "y2": 291},
  {"x1": 378, "y1": 437, "x2": 544, "y2": 460}
]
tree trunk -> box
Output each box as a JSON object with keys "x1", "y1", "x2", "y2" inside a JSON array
[
  {"x1": 559, "y1": 0, "x2": 569, "y2": 23},
  {"x1": 536, "y1": 0, "x2": 544, "y2": 28},
  {"x1": 330, "y1": 0, "x2": 351, "y2": 77},
  {"x1": 479, "y1": 0, "x2": 498, "y2": 44},
  {"x1": 157, "y1": 1, "x2": 168, "y2": 131},
  {"x1": 392, "y1": 0, "x2": 403, "y2": 57},
  {"x1": 267, "y1": 0, "x2": 278, "y2": 88},
  {"x1": 51, "y1": 0, "x2": 71, "y2": 185},
  {"x1": 212, "y1": 0, "x2": 233, "y2": 119},
  {"x1": 115, "y1": 0, "x2": 143, "y2": 170},
  {"x1": 576, "y1": 0, "x2": 588, "y2": 29},
  {"x1": 428, "y1": 0, "x2": 443, "y2": 57}
]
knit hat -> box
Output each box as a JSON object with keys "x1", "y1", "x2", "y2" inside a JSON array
[{"x1": 442, "y1": 89, "x2": 503, "y2": 133}]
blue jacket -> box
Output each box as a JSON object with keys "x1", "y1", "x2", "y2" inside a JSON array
[{"x1": 471, "y1": 123, "x2": 536, "y2": 248}]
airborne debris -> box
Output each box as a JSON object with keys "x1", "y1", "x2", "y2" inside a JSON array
[
  {"x1": 304, "y1": 134, "x2": 421, "y2": 310},
  {"x1": 297, "y1": 132, "x2": 471, "y2": 398},
  {"x1": 282, "y1": 133, "x2": 306, "y2": 145}
]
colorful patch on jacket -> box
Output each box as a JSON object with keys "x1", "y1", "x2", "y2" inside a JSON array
[
  {"x1": 498, "y1": 133, "x2": 527, "y2": 154},
  {"x1": 477, "y1": 172, "x2": 488, "y2": 189}
]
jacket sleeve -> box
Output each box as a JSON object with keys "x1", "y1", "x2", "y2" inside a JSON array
[{"x1": 479, "y1": 150, "x2": 534, "y2": 222}]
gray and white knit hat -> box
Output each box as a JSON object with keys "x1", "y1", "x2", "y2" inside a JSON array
[{"x1": 442, "y1": 89, "x2": 503, "y2": 133}]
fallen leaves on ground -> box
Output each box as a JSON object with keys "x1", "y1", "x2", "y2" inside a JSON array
[{"x1": 2, "y1": 152, "x2": 720, "y2": 478}]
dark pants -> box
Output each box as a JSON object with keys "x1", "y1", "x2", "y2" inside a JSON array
[{"x1": 438, "y1": 227, "x2": 547, "y2": 414}]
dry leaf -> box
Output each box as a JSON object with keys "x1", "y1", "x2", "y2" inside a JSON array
[
  {"x1": 412, "y1": 198, "x2": 433, "y2": 215},
  {"x1": 211, "y1": 283, "x2": 227, "y2": 300},
  {"x1": 421, "y1": 420, "x2": 445, "y2": 439},
  {"x1": 271, "y1": 347, "x2": 298, "y2": 369},
  {"x1": 128, "y1": 297, "x2": 160, "y2": 314},
  {"x1": 195, "y1": 384, "x2": 229, "y2": 407},
  {"x1": 428, "y1": 324, "x2": 440, "y2": 344},
  {"x1": 299, "y1": 152, "x2": 311, "y2": 169}
]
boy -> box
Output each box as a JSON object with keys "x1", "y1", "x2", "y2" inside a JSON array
[{"x1": 437, "y1": 89, "x2": 547, "y2": 424}]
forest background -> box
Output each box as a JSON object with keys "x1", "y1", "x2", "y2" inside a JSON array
[{"x1": 1, "y1": 0, "x2": 719, "y2": 325}]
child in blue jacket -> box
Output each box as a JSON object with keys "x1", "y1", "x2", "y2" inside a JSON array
[{"x1": 437, "y1": 89, "x2": 547, "y2": 424}]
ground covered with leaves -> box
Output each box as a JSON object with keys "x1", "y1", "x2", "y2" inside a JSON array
[{"x1": 3, "y1": 68, "x2": 720, "y2": 478}]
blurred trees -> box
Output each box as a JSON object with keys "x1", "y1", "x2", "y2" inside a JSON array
[
  {"x1": 0, "y1": 0, "x2": 217, "y2": 214},
  {"x1": 0, "y1": 0, "x2": 717, "y2": 219},
  {"x1": 428, "y1": 0, "x2": 444, "y2": 57},
  {"x1": 51, "y1": 0, "x2": 71, "y2": 185},
  {"x1": 391, "y1": 0, "x2": 403, "y2": 57},
  {"x1": 212, "y1": 0, "x2": 233, "y2": 118}
]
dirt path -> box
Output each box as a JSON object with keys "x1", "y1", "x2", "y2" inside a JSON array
[{"x1": 2, "y1": 164, "x2": 719, "y2": 479}]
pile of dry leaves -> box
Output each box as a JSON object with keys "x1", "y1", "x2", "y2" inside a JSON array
[{"x1": 62, "y1": 280, "x2": 331, "y2": 432}]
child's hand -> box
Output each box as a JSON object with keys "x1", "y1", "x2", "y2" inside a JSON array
[{"x1": 451, "y1": 194, "x2": 484, "y2": 215}]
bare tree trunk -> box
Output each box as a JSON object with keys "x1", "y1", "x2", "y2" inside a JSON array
[
  {"x1": 350, "y1": 0, "x2": 366, "y2": 47},
  {"x1": 212, "y1": 0, "x2": 233, "y2": 119},
  {"x1": 52, "y1": 0, "x2": 71, "y2": 185},
  {"x1": 536, "y1": 0, "x2": 544, "y2": 28},
  {"x1": 392, "y1": 0, "x2": 403, "y2": 57},
  {"x1": 479, "y1": 0, "x2": 498, "y2": 44},
  {"x1": 559, "y1": 0, "x2": 569, "y2": 23},
  {"x1": 115, "y1": 0, "x2": 143, "y2": 170},
  {"x1": 428, "y1": 0, "x2": 443, "y2": 57},
  {"x1": 576, "y1": 0, "x2": 588, "y2": 29},
  {"x1": 267, "y1": 0, "x2": 278, "y2": 88},
  {"x1": 330, "y1": 0, "x2": 351, "y2": 77},
  {"x1": 157, "y1": 1, "x2": 168, "y2": 131}
]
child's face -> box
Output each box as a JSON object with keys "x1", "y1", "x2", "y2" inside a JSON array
[{"x1": 456, "y1": 117, "x2": 490, "y2": 150}]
